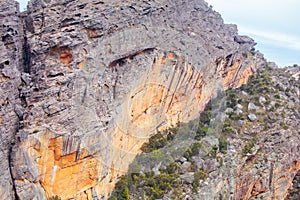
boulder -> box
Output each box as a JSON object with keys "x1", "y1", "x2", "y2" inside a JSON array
[
  {"x1": 248, "y1": 102, "x2": 259, "y2": 111},
  {"x1": 248, "y1": 113, "x2": 257, "y2": 122}
]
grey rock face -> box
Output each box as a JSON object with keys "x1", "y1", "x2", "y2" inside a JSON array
[
  {"x1": 180, "y1": 172, "x2": 195, "y2": 184},
  {"x1": 181, "y1": 162, "x2": 192, "y2": 173},
  {"x1": 0, "y1": 0, "x2": 265, "y2": 199},
  {"x1": 2, "y1": 0, "x2": 298, "y2": 200},
  {"x1": 0, "y1": 0, "x2": 23, "y2": 199}
]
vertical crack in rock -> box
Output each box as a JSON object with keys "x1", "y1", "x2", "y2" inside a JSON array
[
  {"x1": 22, "y1": 31, "x2": 31, "y2": 74},
  {"x1": 8, "y1": 145, "x2": 19, "y2": 200}
]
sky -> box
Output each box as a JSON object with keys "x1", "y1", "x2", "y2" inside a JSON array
[
  {"x1": 17, "y1": 0, "x2": 300, "y2": 67},
  {"x1": 206, "y1": 0, "x2": 300, "y2": 67},
  {"x1": 17, "y1": 0, "x2": 28, "y2": 11}
]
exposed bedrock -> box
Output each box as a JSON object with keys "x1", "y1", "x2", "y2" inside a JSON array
[
  {"x1": 0, "y1": 0, "x2": 24, "y2": 199},
  {"x1": 1, "y1": 0, "x2": 299, "y2": 200}
]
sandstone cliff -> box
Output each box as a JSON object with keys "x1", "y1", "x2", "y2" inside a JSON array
[
  {"x1": 107, "y1": 64, "x2": 300, "y2": 200},
  {"x1": 2, "y1": 0, "x2": 298, "y2": 200}
]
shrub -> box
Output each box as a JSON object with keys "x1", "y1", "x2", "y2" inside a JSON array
[
  {"x1": 184, "y1": 142, "x2": 203, "y2": 160},
  {"x1": 226, "y1": 89, "x2": 238, "y2": 108},
  {"x1": 195, "y1": 123, "x2": 208, "y2": 140},
  {"x1": 222, "y1": 126, "x2": 235, "y2": 134},
  {"x1": 217, "y1": 156, "x2": 223, "y2": 166},
  {"x1": 108, "y1": 175, "x2": 130, "y2": 200},
  {"x1": 192, "y1": 169, "x2": 208, "y2": 191},
  {"x1": 183, "y1": 148, "x2": 193, "y2": 160},
  {"x1": 229, "y1": 113, "x2": 242, "y2": 120},
  {"x1": 275, "y1": 102, "x2": 281, "y2": 108},
  {"x1": 242, "y1": 141, "x2": 255, "y2": 157},
  {"x1": 206, "y1": 128, "x2": 215, "y2": 135},
  {"x1": 269, "y1": 106, "x2": 275, "y2": 112},
  {"x1": 199, "y1": 110, "x2": 211, "y2": 124},
  {"x1": 279, "y1": 122, "x2": 289, "y2": 130},
  {"x1": 218, "y1": 136, "x2": 228, "y2": 154},
  {"x1": 191, "y1": 142, "x2": 203, "y2": 156},
  {"x1": 145, "y1": 173, "x2": 179, "y2": 199},
  {"x1": 141, "y1": 133, "x2": 168, "y2": 153},
  {"x1": 223, "y1": 117, "x2": 231, "y2": 128},
  {"x1": 49, "y1": 196, "x2": 61, "y2": 200},
  {"x1": 166, "y1": 162, "x2": 181, "y2": 174},
  {"x1": 208, "y1": 145, "x2": 218, "y2": 158}
]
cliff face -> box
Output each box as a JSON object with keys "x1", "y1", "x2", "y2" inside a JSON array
[
  {"x1": 0, "y1": 0, "x2": 23, "y2": 199},
  {"x1": 112, "y1": 65, "x2": 300, "y2": 200},
  {"x1": 2, "y1": 0, "x2": 298, "y2": 200}
]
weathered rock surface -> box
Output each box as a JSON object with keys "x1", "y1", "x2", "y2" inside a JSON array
[
  {"x1": 1, "y1": 0, "x2": 298, "y2": 200},
  {"x1": 8, "y1": 0, "x2": 263, "y2": 199},
  {"x1": 0, "y1": 0, "x2": 23, "y2": 199},
  {"x1": 119, "y1": 65, "x2": 300, "y2": 200}
]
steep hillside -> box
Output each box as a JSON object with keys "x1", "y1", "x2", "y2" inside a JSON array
[
  {"x1": 2, "y1": 0, "x2": 296, "y2": 199},
  {"x1": 110, "y1": 64, "x2": 300, "y2": 200}
]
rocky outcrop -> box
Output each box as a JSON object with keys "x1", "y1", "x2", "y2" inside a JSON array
[
  {"x1": 10, "y1": 0, "x2": 264, "y2": 199},
  {"x1": 3, "y1": 0, "x2": 299, "y2": 200},
  {"x1": 117, "y1": 65, "x2": 300, "y2": 200},
  {"x1": 0, "y1": 0, "x2": 24, "y2": 199}
]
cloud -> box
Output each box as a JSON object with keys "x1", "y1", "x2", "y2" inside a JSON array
[
  {"x1": 205, "y1": 0, "x2": 300, "y2": 66},
  {"x1": 17, "y1": 0, "x2": 28, "y2": 11},
  {"x1": 239, "y1": 26, "x2": 300, "y2": 51}
]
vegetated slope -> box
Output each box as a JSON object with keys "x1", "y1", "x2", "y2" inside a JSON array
[{"x1": 109, "y1": 64, "x2": 300, "y2": 200}]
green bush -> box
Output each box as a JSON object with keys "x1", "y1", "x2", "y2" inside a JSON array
[
  {"x1": 222, "y1": 126, "x2": 235, "y2": 134},
  {"x1": 141, "y1": 128, "x2": 179, "y2": 153},
  {"x1": 192, "y1": 169, "x2": 208, "y2": 191},
  {"x1": 141, "y1": 133, "x2": 168, "y2": 153},
  {"x1": 275, "y1": 102, "x2": 281, "y2": 108},
  {"x1": 242, "y1": 52, "x2": 248, "y2": 58},
  {"x1": 218, "y1": 136, "x2": 228, "y2": 154},
  {"x1": 279, "y1": 122, "x2": 289, "y2": 130},
  {"x1": 269, "y1": 106, "x2": 275, "y2": 112},
  {"x1": 166, "y1": 162, "x2": 181, "y2": 174},
  {"x1": 195, "y1": 123, "x2": 208, "y2": 140},
  {"x1": 226, "y1": 89, "x2": 238, "y2": 108},
  {"x1": 208, "y1": 145, "x2": 218, "y2": 158},
  {"x1": 223, "y1": 117, "x2": 231, "y2": 128},
  {"x1": 228, "y1": 113, "x2": 243, "y2": 120},
  {"x1": 242, "y1": 141, "x2": 255, "y2": 157},
  {"x1": 49, "y1": 196, "x2": 61, "y2": 200},
  {"x1": 184, "y1": 142, "x2": 203, "y2": 160},
  {"x1": 183, "y1": 147, "x2": 193, "y2": 160},
  {"x1": 191, "y1": 142, "x2": 202, "y2": 155},
  {"x1": 108, "y1": 175, "x2": 130, "y2": 200},
  {"x1": 144, "y1": 173, "x2": 179, "y2": 200},
  {"x1": 199, "y1": 110, "x2": 211, "y2": 124}
]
